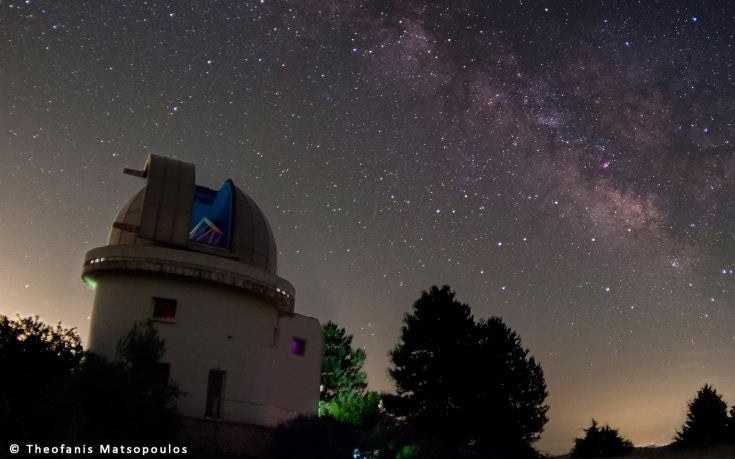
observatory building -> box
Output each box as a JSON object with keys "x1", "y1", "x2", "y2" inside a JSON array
[{"x1": 82, "y1": 154, "x2": 321, "y2": 431}]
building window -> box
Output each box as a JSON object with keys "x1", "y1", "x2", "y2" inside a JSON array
[
  {"x1": 291, "y1": 337, "x2": 306, "y2": 356},
  {"x1": 205, "y1": 369, "x2": 225, "y2": 419},
  {"x1": 152, "y1": 297, "x2": 177, "y2": 322}
]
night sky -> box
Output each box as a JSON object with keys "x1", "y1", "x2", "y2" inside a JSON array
[{"x1": 2, "y1": 0, "x2": 735, "y2": 454}]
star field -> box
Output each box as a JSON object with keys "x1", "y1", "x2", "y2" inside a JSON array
[{"x1": 2, "y1": 1, "x2": 735, "y2": 454}]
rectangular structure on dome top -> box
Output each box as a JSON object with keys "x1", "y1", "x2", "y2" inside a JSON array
[{"x1": 137, "y1": 154, "x2": 195, "y2": 246}]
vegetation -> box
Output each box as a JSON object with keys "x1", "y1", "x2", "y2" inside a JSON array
[
  {"x1": 0, "y1": 314, "x2": 83, "y2": 441},
  {"x1": 0, "y1": 315, "x2": 178, "y2": 443},
  {"x1": 78, "y1": 322, "x2": 180, "y2": 442},
  {"x1": 320, "y1": 320, "x2": 367, "y2": 401},
  {"x1": 676, "y1": 384, "x2": 729, "y2": 447},
  {"x1": 386, "y1": 285, "x2": 548, "y2": 458},
  {"x1": 571, "y1": 419, "x2": 633, "y2": 457},
  {"x1": 316, "y1": 316, "x2": 482, "y2": 458},
  {"x1": 319, "y1": 320, "x2": 380, "y2": 429},
  {"x1": 319, "y1": 390, "x2": 381, "y2": 428},
  {"x1": 270, "y1": 415, "x2": 357, "y2": 459},
  {"x1": 12, "y1": 300, "x2": 735, "y2": 457}
]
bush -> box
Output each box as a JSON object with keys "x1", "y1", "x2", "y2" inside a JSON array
[
  {"x1": 270, "y1": 415, "x2": 357, "y2": 459},
  {"x1": 571, "y1": 419, "x2": 633, "y2": 457},
  {"x1": 319, "y1": 390, "x2": 381, "y2": 428}
]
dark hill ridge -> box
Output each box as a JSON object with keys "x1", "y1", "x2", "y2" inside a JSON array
[{"x1": 555, "y1": 444, "x2": 735, "y2": 458}]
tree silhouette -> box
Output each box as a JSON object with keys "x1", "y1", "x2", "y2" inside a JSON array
[
  {"x1": 0, "y1": 314, "x2": 82, "y2": 441},
  {"x1": 387, "y1": 286, "x2": 475, "y2": 446},
  {"x1": 79, "y1": 322, "x2": 180, "y2": 441},
  {"x1": 676, "y1": 384, "x2": 728, "y2": 447},
  {"x1": 470, "y1": 317, "x2": 549, "y2": 454},
  {"x1": 320, "y1": 320, "x2": 367, "y2": 401},
  {"x1": 0, "y1": 316, "x2": 179, "y2": 443},
  {"x1": 116, "y1": 321, "x2": 168, "y2": 388},
  {"x1": 386, "y1": 285, "x2": 548, "y2": 458},
  {"x1": 571, "y1": 419, "x2": 633, "y2": 457}
]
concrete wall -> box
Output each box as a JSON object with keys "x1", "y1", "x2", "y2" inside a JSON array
[
  {"x1": 269, "y1": 314, "x2": 322, "y2": 423},
  {"x1": 88, "y1": 271, "x2": 320, "y2": 427},
  {"x1": 179, "y1": 416, "x2": 275, "y2": 457}
]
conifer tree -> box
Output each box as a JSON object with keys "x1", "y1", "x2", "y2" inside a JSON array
[
  {"x1": 320, "y1": 320, "x2": 367, "y2": 401},
  {"x1": 676, "y1": 384, "x2": 728, "y2": 447},
  {"x1": 387, "y1": 285, "x2": 548, "y2": 458},
  {"x1": 319, "y1": 321, "x2": 380, "y2": 429}
]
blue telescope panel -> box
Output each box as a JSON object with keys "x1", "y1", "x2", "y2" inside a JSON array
[{"x1": 189, "y1": 180, "x2": 234, "y2": 249}]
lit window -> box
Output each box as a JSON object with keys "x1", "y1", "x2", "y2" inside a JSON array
[
  {"x1": 291, "y1": 337, "x2": 306, "y2": 356},
  {"x1": 152, "y1": 297, "x2": 177, "y2": 322}
]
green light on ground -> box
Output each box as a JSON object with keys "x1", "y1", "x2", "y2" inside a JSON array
[{"x1": 83, "y1": 276, "x2": 97, "y2": 291}]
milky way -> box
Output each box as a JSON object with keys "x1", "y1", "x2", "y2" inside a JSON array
[{"x1": 2, "y1": 1, "x2": 735, "y2": 453}]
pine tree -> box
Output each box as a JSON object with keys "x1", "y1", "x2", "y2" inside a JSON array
[
  {"x1": 386, "y1": 285, "x2": 548, "y2": 457},
  {"x1": 319, "y1": 321, "x2": 379, "y2": 429},
  {"x1": 320, "y1": 321, "x2": 367, "y2": 401},
  {"x1": 676, "y1": 384, "x2": 728, "y2": 447},
  {"x1": 387, "y1": 285, "x2": 476, "y2": 446}
]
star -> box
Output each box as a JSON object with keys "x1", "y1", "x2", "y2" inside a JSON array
[{"x1": 2, "y1": 1, "x2": 733, "y2": 454}]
